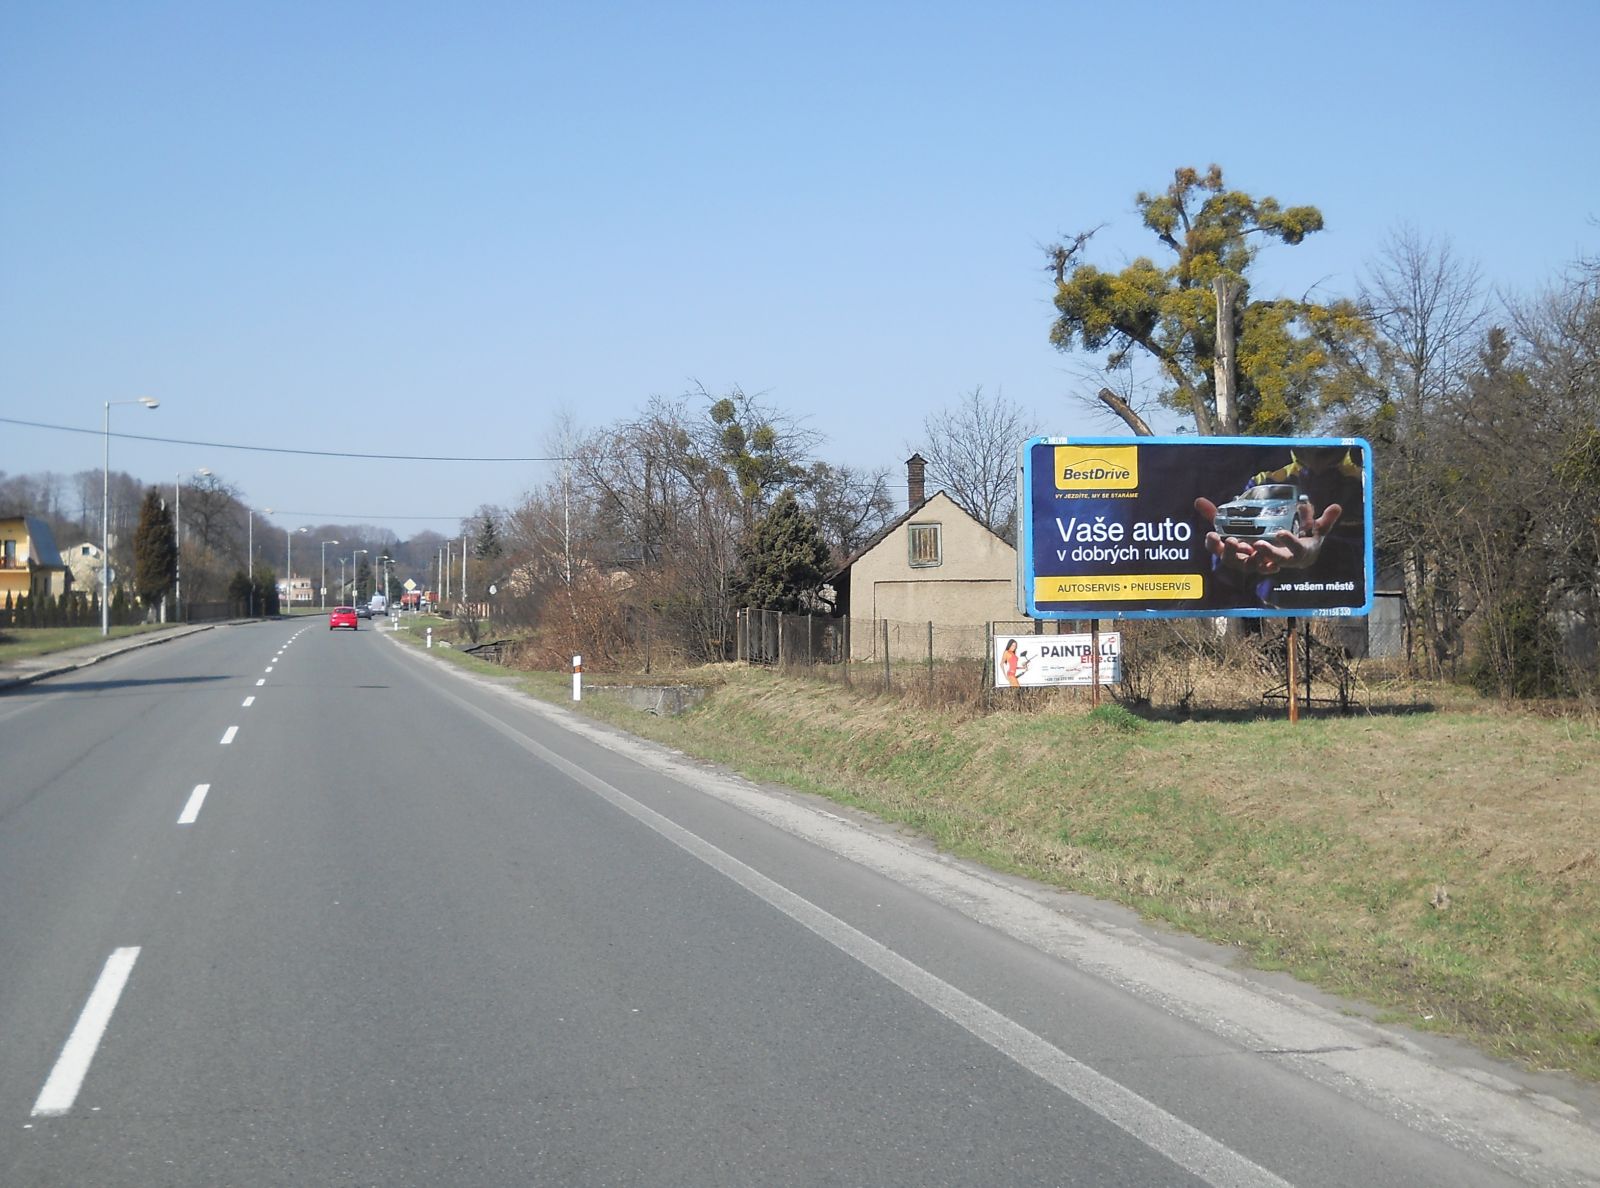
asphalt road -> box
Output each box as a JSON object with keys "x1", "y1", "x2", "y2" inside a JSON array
[{"x1": 1, "y1": 618, "x2": 1597, "y2": 1186}]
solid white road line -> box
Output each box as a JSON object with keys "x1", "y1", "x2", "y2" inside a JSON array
[
  {"x1": 242, "y1": 696, "x2": 255, "y2": 707},
  {"x1": 31, "y1": 947, "x2": 141, "y2": 1117},
  {"x1": 220, "y1": 726, "x2": 238, "y2": 745},
  {"x1": 178, "y1": 783, "x2": 211, "y2": 824},
  {"x1": 446, "y1": 689, "x2": 1290, "y2": 1188}
]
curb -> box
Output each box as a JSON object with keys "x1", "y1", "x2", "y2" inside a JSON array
[{"x1": 0, "y1": 621, "x2": 236, "y2": 692}]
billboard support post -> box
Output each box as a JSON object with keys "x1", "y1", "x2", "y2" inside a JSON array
[
  {"x1": 1090, "y1": 620, "x2": 1101, "y2": 708},
  {"x1": 1304, "y1": 623, "x2": 1314, "y2": 710},
  {"x1": 983, "y1": 621, "x2": 992, "y2": 712},
  {"x1": 1287, "y1": 618, "x2": 1300, "y2": 723}
]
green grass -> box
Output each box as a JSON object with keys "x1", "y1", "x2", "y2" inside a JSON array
[
  {"x1": 388, "y1": 628, "x2": 1600, "y2": 1083},
  {"x1": 0, "y1": 623, "x2": 181, "y2": 664}
]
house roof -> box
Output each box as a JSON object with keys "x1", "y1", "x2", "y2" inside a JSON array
[
  {"x1": 4, "y1": 516, "x2": 67, "y2": 568},
  {"x1": 826, "y1": 490, "x2": 1011, "y2": 584}
]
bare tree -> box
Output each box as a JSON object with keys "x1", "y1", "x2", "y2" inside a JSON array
[
  {"x1": 1399, "y1": 252, "x2": 1600, "y2": 700},
  {"x1": 797, "y1": 461, "x2": 895, "y2": 566},
  {"x1": 911, "y1": 386, "x2": 1038, "y2": 540},
  {"x1": 1511, "y1": 258, "x2": 1600, "y2": 686},
  {"x1": 184, "y1": 472, "x2": 244, "y2": 559},
  {"x1": 1354, "y1": 228, "x2": 1492, "y2": 675},
  {"x1": 563, "y1": 387, "x2": 821, "y2": 661}
]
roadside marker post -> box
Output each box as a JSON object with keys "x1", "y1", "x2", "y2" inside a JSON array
[{"x1": 573, "y1": 655, "x2": 582, "y2": 701}]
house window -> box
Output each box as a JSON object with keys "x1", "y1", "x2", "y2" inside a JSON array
[
  {"x1": 907, "y1": 522, "x2": 942, "y2": 568},
  {"x1": 2, "y1": 539, "x2": 15, "y2": 569}
]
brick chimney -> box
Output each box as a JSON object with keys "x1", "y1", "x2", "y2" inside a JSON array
[{"x1": 905, "y1": 453, "x2": 927, "y2": 510}]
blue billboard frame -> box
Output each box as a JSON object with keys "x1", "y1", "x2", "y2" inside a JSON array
[{"x1": 1016, "y1": 435, "x2": 1375, "y2": 621}]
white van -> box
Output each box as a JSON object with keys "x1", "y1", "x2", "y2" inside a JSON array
[{"x1": 368, "y1": 593, "x2": 388, "y2": 616}]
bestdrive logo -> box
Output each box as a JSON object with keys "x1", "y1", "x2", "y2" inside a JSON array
[{"x1": 1054, "y1": 446, "x2": 1138, "y2": 491}]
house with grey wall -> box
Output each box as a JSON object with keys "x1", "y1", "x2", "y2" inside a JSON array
[{"x1": 827, "y1": 455, "x2": 1016, "y2": 660}]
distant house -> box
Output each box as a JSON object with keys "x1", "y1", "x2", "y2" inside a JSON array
[
  {"x1": 281, "y1": 576, "x2": 315, "y2": 606},
  {"x1": 0, "y1": 516, "x2": 74, "y2": 602},
  {"x1": 63, "y1": 540, "x2": 105, "y2": 595},
  {"x1": 826, "y1": 455, "x2": 1016, "y2": 660}
]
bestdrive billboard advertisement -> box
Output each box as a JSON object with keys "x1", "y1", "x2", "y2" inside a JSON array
[{"x1": 1016, "y1": 436, "x2": 1374, "y2": 620}]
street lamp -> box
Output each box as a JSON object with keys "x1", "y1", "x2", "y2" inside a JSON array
[
  {"x1": 321, "y1": 540, "x2": 339, "y2": 609},
  {"x1": 246, "y1": 506, "x2": 261, "y2": 616},
  {"x1": 103, "y1": 397, "x2": 159, "y2": 635},
  {"x1": 285, "y1": 526, "x2": 307, "y2": 612},
  {"x1": 174, "y1": 466, "x2": 210, "y2": 623},
  {"x1": 351, "y1": 549, "x2": 368, "y2": 606}
]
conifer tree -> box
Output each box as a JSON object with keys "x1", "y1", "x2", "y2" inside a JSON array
[
  {"x1": 134, "y1": 487, "x2": 177, "y2": 612},
  {"x1": 734, "y1": 492, "x2": 832, "y2": 612},
  {"x1": 475, "y1": 512, "x2": 503, "y2": 561}
]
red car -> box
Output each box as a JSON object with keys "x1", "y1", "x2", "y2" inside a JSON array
[{"x1": 329, "y1": 606, "x2": 359, "y2": 631}]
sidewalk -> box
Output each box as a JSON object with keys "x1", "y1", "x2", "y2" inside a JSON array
[{"x1": 0, "y1": 622, "x2": 237, "y2": 692}]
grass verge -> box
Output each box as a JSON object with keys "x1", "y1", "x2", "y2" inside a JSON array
[
  {"x1": 392, "y1": 625, "x2": 1600, "y2": 1083},
  {"x1": 0, "y1": 623, "x2": 184, "y2": 664}
]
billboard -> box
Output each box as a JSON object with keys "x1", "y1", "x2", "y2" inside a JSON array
[
  {"x1": 994, "y1": 631, "x2": 1122, "y2": 688},
  {"x1": 1016, "y1": 436, "x2": 1373, "y2": 620}
]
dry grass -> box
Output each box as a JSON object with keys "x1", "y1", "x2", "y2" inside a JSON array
[
  {"x1": 404, "y1": 626, "x2": 1600, "y2": 1081},
  {"x1": 569, "y1": 666, "x2": 1600, "y2": 1080}
]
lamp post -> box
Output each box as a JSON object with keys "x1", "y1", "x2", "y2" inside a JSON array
[
  {"x1": 262, "y1": 507, "x2": 275, "y2": 593},
  {"x1": 102, "y1": 397, "x2": 159, "y2": 635},
  {"x1": 246, "y1": 508, "x2": 254, "y2": 616},
  {"x1": 351, "y1": 549, "x2": 368, "y2": 606},
  {"x1": 285, "y1": 526, "x2": 306, "y2": 612},
  {"x1": 321, "y1": 540, "x2": 339, "y2": 609}
]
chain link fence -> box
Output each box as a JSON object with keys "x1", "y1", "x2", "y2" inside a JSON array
[{"x1": 734, "y1": 605, "x2": 1420, "y2": 713}]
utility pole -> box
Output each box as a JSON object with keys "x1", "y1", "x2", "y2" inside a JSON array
[{"x1": 247, "y1": 508, "x2": 255, "y2": 616}]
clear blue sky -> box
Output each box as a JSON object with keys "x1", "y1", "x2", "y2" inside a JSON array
[{"x1": 3, "y1": 0, "x2": 1596, "y2": 538}]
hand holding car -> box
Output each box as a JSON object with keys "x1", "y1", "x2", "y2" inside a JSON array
[{"x1": 1194, "y1": 496, "x2": 1343, "y2": 575}]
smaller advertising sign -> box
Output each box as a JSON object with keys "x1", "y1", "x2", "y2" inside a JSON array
[{"x1": 994, "y1": 631, "x2": 1122, "y2": 688}]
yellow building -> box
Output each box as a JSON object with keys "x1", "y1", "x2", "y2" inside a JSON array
[{"x1": 0, "y1": 516, "x2": 73, "y2": 603}]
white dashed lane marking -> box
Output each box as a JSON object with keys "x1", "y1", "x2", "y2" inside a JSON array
[
  {"x1": 220, "y1": 726, "x2": 238, "y2": 745},
  {"x1": 31, "y1": 947, "x2": 141, "y2": 1117},
  {"x1": 178, "y1": 784, "x2": 211, "y2": 824}
]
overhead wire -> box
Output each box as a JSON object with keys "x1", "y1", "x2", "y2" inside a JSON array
[{"x1": 0, "y1": 415, "x2": 565, "y2": 463}]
